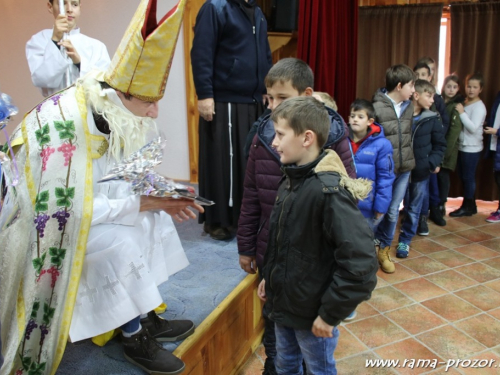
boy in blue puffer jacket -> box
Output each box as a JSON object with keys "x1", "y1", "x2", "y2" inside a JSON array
[{"x1": 348, "y1": 99, "x2": 395, "y2": 231}]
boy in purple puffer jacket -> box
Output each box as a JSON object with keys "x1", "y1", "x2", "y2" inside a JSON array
[{"x1": 236, "y1": 57, "x2": 355, "y2": 374}]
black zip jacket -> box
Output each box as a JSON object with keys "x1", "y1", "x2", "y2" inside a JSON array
[
  {"x1": 262, "y1": 150, "x2": 378, "y2": 329},
  {"x1": 411, "y1": 109, "x2": 447, "y2": 182},
  {"x1": 191, "y1": 0, "x2": 272, "y2": 103}
]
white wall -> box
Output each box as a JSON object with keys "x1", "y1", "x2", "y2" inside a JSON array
[{"x1": 0, "y1": 0, "x2": 190, "y2": 180}]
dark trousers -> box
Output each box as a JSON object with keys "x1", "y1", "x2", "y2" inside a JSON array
[
  {"x1": 420, "y1": 173, "x2": 440, "y2": 215},
  {"x1": 258, "y1": 267, "x2": 277, "y2": 361},
  {"x1": 495, "y1": 171, "x2": 500, "y2": 209},
  {"x1": 437, "y1": 168, "x2": 451, "y2": 204},
  {"x1": 457, "y1": 151, "x2": 482, "y2": 199}
]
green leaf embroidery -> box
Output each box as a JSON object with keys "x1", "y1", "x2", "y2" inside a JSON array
[
  {"x1": 42, "y1": 303, "x2": 55, "y2": 325},
  {"x1": 35, "y1": 124, "x2": 51, "y2": 146},
  {"x1": 32, "y1": 253, "x2": 47, "y2": 275},
  {"x1": 20, "y1": 355, "x2": 32, "y2": 371},
  {"x1": 55, "y1": 187, "x2": 74, "y2": 207},
  {"x1": 28, "y1": 361, "x2": 46, "y2": 375},
  {"x1": 54, "y1": 120, "x2": 75, "y2": 140},
  {"x1": 30, "y1": 302, "x2": 40, "y2": 319},
  {"x1": 35, "y1": 191, "x2": 49, "y2": 213},
  {"x1": 49, "y1": 247, "x2": 66, "y2": 267}
]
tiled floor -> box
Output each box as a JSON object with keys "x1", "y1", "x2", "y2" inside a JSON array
[{"x1": 238, "y1": 198, "x2": 500, "y2": 374}]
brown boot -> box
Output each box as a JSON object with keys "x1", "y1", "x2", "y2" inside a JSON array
[{"x1": 377, "y1": 246, "x2": 395, "y2": 274}]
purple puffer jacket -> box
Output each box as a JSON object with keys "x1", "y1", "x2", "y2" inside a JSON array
[{"x1": 237, "y1": 107, "x2": 356, "y2": 269}]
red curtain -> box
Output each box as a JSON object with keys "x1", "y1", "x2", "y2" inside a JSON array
[{"x1": 297, "y1": 0, "x2": 358, "y2": 119}]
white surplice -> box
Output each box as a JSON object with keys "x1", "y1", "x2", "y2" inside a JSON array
[
  {"x1": 68, "y1": 105, "x2": 189, "y2": 342},
  {"x1": 26, "y1": 28, "x2": 110, "y2": 97}
]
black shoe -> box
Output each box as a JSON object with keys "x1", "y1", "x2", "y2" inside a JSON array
[
  {"x1": 429, "y1": 206, "x2": 446, "y2": 226},
  {"x1": 263, "y1": 358, "x2": 277, "y2": 375},
  {"x1": 203, "y1": 223, "x2": 232, "y2": 240},
  {"x1": 140, "y1": 311, "x2": 195, "y2": 342},
  {"x1": 417, "y1": 216, "x2": 429, "y2": 236},
  {"x1": 122, "y1": 328, "x2": 185, "y2": 375},
  {"x1": 449, "y1": 198, "x2": 476, "y2": 217},
  {"x1": 439, "y1": 204, "x2": 446, "y2": 217},
  {"x1": 210, "y1": 226, "x2": 232, "y2": 240}
]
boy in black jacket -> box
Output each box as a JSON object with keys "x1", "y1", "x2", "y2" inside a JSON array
[
  {"x1": 258, "y1": 97, "x2": 377, "y2": 374},
  {"x1": 396, "y1": 80, "x2": 446, "y2": 258}
]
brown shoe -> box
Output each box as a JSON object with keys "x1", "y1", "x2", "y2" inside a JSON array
[{"x1": 377, "y1": 246, "x2": 395, "y2": 273}]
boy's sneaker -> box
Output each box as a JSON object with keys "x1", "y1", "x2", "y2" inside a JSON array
[
  {"x1": 122, "y1": 329, "x2": 185, "y2": 375},
  {"x1": 343, "y1": 310, "x2": 357, "y2": 321},
  {"x1": 396, "y1": 242, "x2": 409, "y2": 258},
  {"x1": 417, "y1": 216, "x2": 429, "y2": 236},
  {"x1": 486, "y1": 210, "x2": 500, "y2": 223}
]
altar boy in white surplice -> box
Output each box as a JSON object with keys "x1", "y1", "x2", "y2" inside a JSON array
[
  {"x1": 0, "y1": 1, "x2": 196, "y2": 375},
  {"x1": 26, "y1": 0, "x2": 110, "y2": 97}
]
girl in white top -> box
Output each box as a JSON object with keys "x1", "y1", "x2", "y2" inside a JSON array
[{"x1": 450, "y1": 73, "x2": 487, "y2": 217}]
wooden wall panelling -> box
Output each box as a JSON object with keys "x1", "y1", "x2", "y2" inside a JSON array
[
  {"x1": 183, "y1": 0, "x2": 205, "y2": 183},
  {"x1": 268, "y1": 32, "x2": 298, "y2": 64}
]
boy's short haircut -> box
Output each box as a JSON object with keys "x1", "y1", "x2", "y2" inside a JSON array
[
  {"x1": 314, "y1": 91, "x2": 338, "y2": 111},
  {"x1": 350, "y1": 99, "x2": 375, "y2": 120},
  {"x1": 385, "y1": 64, "x2": 417, "y2": 92},
  {"x1": 414, "y1": 79, "x2": 436, "y2": 95},
  {"x1": 271, "y1": 96, "x2": 330, "y2": 148},
  {"x1": 264, "y1": 58, "x2": 314, "y2": 94},
  {"x1": 466, "y1": 72, "x2": 484, "y2": 88},
  {"x1": 413, "y1": 62, "x2": 431, "y2": 75}
]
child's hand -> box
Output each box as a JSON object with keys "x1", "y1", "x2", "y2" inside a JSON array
[
  {"x1": 257, "y1": 279, "x2": 267, "y2": 302},
  {"x1": 455, "y1": 103, "x2": 465, "y2": 114},
  {"x1": 312, "y1": 316, "x2": 334, "y2": 338},
  {"x1": 432, "y1": 166, "x2": 440, "y2": 174},
  {"x1": 52, "y1": 14, "x2": 69, "y2": 42},
  {"x1": 239, "y1": 255, "x2": 257, "y2": 274},
  {"x1": 484, "y1": 127, "x2": 497, "y2": 135},
  {"x1": 59, "y1": 40, "x2": 81, "y2": 64},
  {"x1": 374, "y1": 212, "x2": 383, "y2": 219}
]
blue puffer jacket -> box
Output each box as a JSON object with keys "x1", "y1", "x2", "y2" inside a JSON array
[{"x1": 350, "y1": 124, "x2": 395, "y2": 218}]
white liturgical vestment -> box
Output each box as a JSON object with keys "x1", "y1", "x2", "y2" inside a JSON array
[
  {"x1": 68, "y1": 106, "x2": 189, "y2": 342},
  {"x1": 26, "y1": 28, "x2": 110, "y2": 97}
]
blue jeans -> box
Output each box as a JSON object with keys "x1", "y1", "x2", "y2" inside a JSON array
[
  {"x1": 375, "y1": 171, "x2": 411, "y2": 248},
  {"x1": 457, "y1": 151, "x2": 481, "y2": 199},
  {"x1": 365, "y1": 215, "x2": 383, "y2": 233},
  {"x1": 420, "y1": 173, "x2": 440, "y2": 215},
  {"x1": 275, "y1": 323, "x2": 339, "y2": 375},
  {"x1": 399, "y1": 178, "x2": 429, "y2": 244}
]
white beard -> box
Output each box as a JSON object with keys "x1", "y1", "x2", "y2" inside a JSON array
[{"x1": 77, "y1": 76, "x2": 158, "y2": 161}]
